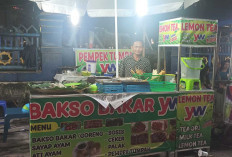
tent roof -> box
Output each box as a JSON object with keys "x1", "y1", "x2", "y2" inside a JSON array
[{"x1": 30, "y1": 0, "x2": 200, "y2": 17}]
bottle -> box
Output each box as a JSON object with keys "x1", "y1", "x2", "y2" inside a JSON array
[{"x1": 88, "y1": 64, "x2": 91, "y2": 72}]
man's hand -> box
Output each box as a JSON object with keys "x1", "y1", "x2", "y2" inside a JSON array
[{"x1": 135, "y1": 68, "x2": 144, "y2": 75}]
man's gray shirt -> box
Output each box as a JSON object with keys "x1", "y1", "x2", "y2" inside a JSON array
[{"x1": 119, "y1": 55, "x2": 151, "y2": 77}]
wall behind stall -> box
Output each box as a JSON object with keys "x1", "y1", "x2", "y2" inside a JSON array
[
  {"x1": 0, "y1": 13, "x2": 77, "y2": 108},
  {"x1": 0, "y1": 13, "x2": 76, "y2": 82}
]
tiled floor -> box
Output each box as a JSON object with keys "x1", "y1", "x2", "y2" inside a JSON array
[{"x1": 0, "y1": 119, "x2": 30, "y2": 157}]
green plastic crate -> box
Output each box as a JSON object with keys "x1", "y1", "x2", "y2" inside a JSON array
[
  {"x1": 149, "y1": 81, "x2": 176, "y2": 92},
  {"x1": 133, "y1": 73, "x2": 164, "y2": 81}
]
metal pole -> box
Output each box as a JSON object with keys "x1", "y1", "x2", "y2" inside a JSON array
[
  {"x1": 164, "y1": 47, "x2": 166, "y2": 72},
  {"x1": 230, "y1": 43, "x2": 232, "y2": 77},
  {"x1": 189, "y1": 47, "x2": 192, "y2": 57},
  {"x1": 36, "y1": 37, "x2": 39, "y2": 71},
  {"x1": 114, "y1": 0, "x2": 119, "y2": 78},
  {"x1": 212, "y1": 46, "x2": 217, "y2": 89},
  {"x1": 212, "y1": 30, "x2": 219, "y2": 89},
  {"x1": 143, "y1": 26, "x2": 146, "y2": 57},
  {"x1": 177, "y1": 46, "x2": 181, "y2": 91},
  {"x1": 229, "y1": 26, "x2": 232, "y2": 79},
  {"x1": 157, "y1": 46, "x2": 161, "y2": 72}
]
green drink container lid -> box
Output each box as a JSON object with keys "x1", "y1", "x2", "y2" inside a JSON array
[{"x1": 90, "y1": 84, "x2": 98, "y2": 93}]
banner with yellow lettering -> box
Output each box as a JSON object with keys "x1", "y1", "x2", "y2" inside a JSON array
[
  {"x1": 176, "y1": 92, "x2": 214, "y2": 150},
  {"x1": 30, "y1": 93, "x2": 177, "y2": 157},
  {"x1": 159, "y1": 18, "x2": 218, "y2": 47},
  {"x1": 30, "y1": 91, "x2": 214, "y2": 156}
]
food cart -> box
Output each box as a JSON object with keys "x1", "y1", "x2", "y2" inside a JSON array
[
  {"x1": 29, "y1": 18, "x2": 217, "y2": 157},
  {"x1": 158, "y1": 17, "x2": 217, "y2": 155}
]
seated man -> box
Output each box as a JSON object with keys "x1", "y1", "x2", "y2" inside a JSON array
[{"x1": 119, "y1": 40, "x2": 151, "y2": 77}]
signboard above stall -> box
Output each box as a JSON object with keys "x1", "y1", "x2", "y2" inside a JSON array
[
  {"x1": 158, "y1": 18, "x2": 218, "y2": 47},
  {"x1": 75, "y1": 49, "x2": 132, "y2": 73}
]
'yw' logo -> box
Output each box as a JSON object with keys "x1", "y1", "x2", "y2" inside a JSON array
[
  {"x1": 184, "y1": 106, "x2": 207, "y2": 121},
  {"x1": 194, "y1": 34, "x2": 205, "y2": 42},
  {"x1": 163, "y1": 35, "x2": 169, "y2": 42},
  {"x1": 158, "y1": 97, "x2": 177, "y2": 116},
  {"x1": 100, "y1": 63, "x2": 116, "y2": 73}
]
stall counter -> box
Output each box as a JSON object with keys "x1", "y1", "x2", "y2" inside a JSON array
[{"x1": 29, "y1": 90, "x2": 214, "y2": 157}]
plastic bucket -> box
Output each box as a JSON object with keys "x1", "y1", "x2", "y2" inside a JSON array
[
  {"x1": 181, "y1": 57, "x2": 205, "y2": 79},
  {"x1": 165, "y1": 74, "x2": 176, "y2": 83},
  {"x1": 86, "y1": 61, "x2": 96, "y2": 74}
]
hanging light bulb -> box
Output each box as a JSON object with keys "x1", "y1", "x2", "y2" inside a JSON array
[
  {"x1": 70, "y1": 9, "x2": 79, "y2": 26},
  {"x1": 136, "y1": 0, "x2": 148, "y2": 17}
]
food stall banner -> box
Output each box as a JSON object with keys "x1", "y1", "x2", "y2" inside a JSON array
[
  {"x1": 176, "y1": 92, "x2": 214, "y2": 150},
  {"x1": 159, "y1": 18, "x2": 218, "y2": 47},
  {"x1": 74, "y1": 49, "x2": 132, "y2": 73},
  {"x1": 30, "y1": 93, "x2": 177, "y2": 157}
]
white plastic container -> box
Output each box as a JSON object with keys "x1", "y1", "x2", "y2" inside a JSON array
[
  {"x1": 165, "y1": 74, "x2": 176, "y2": 83},
  {"x1": 181, "y1": 57, "x2": 204, "y2": 79},
  {"x1": 86, "y1": 61, "x2": 96, "y2": 74}
]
